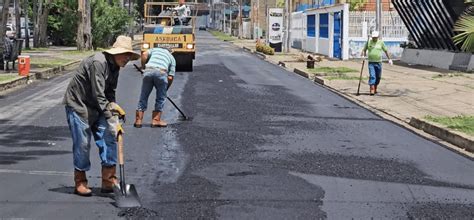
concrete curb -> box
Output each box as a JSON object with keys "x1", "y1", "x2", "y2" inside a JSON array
[
  {"x1": 242, "y1": 49, "x2": 474, "y2": 153},
  {"x1": 243, "y1": 46, "x2": 253, "y2": 52},
  {"x1": 35, "y1": 60, "x2": 81, "y2": 79},
  {"x1": 0, "y1": 60, "x2": 81, "y2": 93},
  {"x1": 253, "y1": 51, "x2": 268, "y2": 60},
  {"x1": 0, "y1": 75, "x2": 31, "y2": 92},
  {"x1": 409, "y1": 117, "x2": 474, "y2": 152}
]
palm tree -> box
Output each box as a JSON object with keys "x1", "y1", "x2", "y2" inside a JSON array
[{"x1": 453, "y1": 1, "x2": 474, "y2": 52}]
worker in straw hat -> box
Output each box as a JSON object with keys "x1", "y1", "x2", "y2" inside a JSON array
[
  {"x1": 63, "y1": 35, "x2": 140, "y2": 196},
  {"x1": 361, "y1": 31, "x2": 393, "y2": 96}
]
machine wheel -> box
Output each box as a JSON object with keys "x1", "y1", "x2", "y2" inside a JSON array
[
  {"x1": 175, "y1": 54, "x2": 194, "y2": 72},
  {"x1": 184, "y1": 58, "x2": 193, "y2": 72}
]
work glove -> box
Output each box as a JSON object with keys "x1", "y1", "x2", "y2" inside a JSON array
[
  {"x1": 388, "y1": 59, "x2": 393, "y2": 66},
  {"x1": 106, "y1": 115, "x2": 124, "y2": 138},
  {"x1": 107, "y1": 102, "x2": 126, "y2": 122}
]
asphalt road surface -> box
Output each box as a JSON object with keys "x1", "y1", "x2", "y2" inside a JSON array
[{"x1": 1, "y1": 31, "x2": 474, "y2": 219}]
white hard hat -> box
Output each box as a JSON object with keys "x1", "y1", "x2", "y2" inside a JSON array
[{"x1": 371, "y1": 31, "x2": 380, "y2": 38}]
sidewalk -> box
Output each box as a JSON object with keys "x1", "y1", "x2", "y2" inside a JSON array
[
  {"x1": 232, "y1": 38, "x2": 474, "y2": 154},
  {"x1": 0, "y1": 35, "x2": 143, "y2": 93}
]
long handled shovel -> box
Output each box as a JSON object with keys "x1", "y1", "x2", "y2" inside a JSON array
[
  {"x1": 133, "y1": 64, "x2": 191, "y2": 120},
  {"x1": 114, "y1": 132, "x2": 141, "y2": 208},
  {"x1": 356, "y1": 59, "x2": 366, "y2": 96}
]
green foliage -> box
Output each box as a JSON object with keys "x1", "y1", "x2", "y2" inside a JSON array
[
  {"x1": 209, "y1": 30, "x2": 236, "y2": 41},
  {"x1": 276, "y1": 0, "x2": 284, "y2": 8},
  {"x1": 349, "y1": 0, "x2": 367, "y2": 11},
  {"x1": 256, "y1": 43, "x2": 275, "y2": 55},
  {"x1": 309, "y1": 66, "x2": 357, "y2": 74},
  {"x1": 425, "y1": 115, "x2": 474, "y2": 136},
  {"x1": 453, "y1": 7, "x2": 474, "y2": 52},
  {"x1": 0, "y1": 74, "x2": 19, "y2": 83},
  {"x1": 48, "y1": 0, "x2": 78, "y2": 46},
  {"x1": 91, "y1": 0, "x2": 133, "y2": 48}
]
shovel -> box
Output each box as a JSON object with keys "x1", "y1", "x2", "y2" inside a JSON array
[
  {"x1": 356, "y1": 59, "x2": 365, "y2": 96},
  {"x1": 114, "y1": 132, "x2": 141, "y2": 208}
]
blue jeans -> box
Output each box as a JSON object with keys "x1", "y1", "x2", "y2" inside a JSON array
[
  {"x1": 368, "y1": 62, "x2": 382, "y2": 86},
  {"x1": 137, "y1": 70, "x2": 168, "y2": 112},
  {"x1": 65, "y1": 107, "x2": 117, "y2": 171}
]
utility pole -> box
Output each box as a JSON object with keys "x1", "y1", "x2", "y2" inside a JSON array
[
  {"x1": 229, "y1": 2, "x2": 234, "y2": 36},
  {"x1": 376, "y1": 0, "x2": 381, "y2": 33},
  {"x1": 238, "y1": 0, "x2": 242, "y2": 39},
  {"x1": 256, "y1": 0, "x2": 259, "y2": 39},
  {"x1": 287, "y1": 0, "x2": 291, "y2": 52},
  {"x1": 223, "y1": 3, "x2": 226, "y2": 32},
  {"x1": 284, "y1": 0, "x2": 291, "y2": 52}
]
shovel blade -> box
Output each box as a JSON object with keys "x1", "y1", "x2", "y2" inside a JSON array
[{"x1": 114, "y1": 184, "x2": 141, "y2": 208}]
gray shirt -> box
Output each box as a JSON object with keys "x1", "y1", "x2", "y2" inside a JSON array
[{"x1": 63, "y1": 52, "x2": 120, "y2": 125}]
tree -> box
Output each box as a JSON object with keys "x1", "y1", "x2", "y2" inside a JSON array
[
  {"x1": 77, "y1": 0, "x2": 93, "y2": 50},
  {"x1": 48, "y1": 0, "x2": 77, "y2": 46},
  {"x1": 23, "y1": 0, "x2": 30, "y2": 49},
  {"x1": 0, "y1": 0, "x2": 12, "y2": 70},
  {"x1": 15, "y1": 0, "x2": 21, "y2": 39},
  {"x1": 91, "y1": 0, "x2": 131, "y2": 48},
  {"x1": 453, "y1": 3, "x2": 474, "y2": 52},
  {"x1": 348, "y1": 0, "x2": 367, "y2": 11},
  {"x1": 33, "y1": 0, "x2": 51, "y2": 47}
]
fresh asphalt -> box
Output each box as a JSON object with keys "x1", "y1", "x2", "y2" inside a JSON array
[{"x1": 1, "y1": 31, "x2": 474, "y2": 219}]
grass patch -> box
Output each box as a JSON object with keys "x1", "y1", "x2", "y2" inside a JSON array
[
  {"x1": 431, "y1": 73, "x2": 466, "y2": 79},
  {"x1": 425, "y1": 115, "x2": 474, "y2": 136},
  {"x1": 209, "y1": 30, "x2": 236, "y2": 42},
  {"x1": 326, "y1": 75, "x2": 367, "y2": 81},
  {"x1": 23, "y1": 47, "x2": 49, "y2": 52},
  {"x1": 308, "y1": 66, "x2": 357, "y2": 74},
  {"x1": 307, "y1": 66, "x2": 360, "y2": 80},
  {"x1": 0, "y1": 74, "x2": 19, "y2": 83},
  {"x1": 61, "y1": 50, "x2": 96, "y2": 56},
  {"x1": 30, "y1": 57, "x2": 74, "y2": 69}
]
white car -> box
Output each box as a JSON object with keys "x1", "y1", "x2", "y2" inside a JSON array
[{"x1": 6, "y1": 25, "x2": 15, "y2": 39}]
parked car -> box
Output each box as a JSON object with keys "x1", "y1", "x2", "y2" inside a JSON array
[
  {"x1": 198, "y1": 25, "x2": 207, "y2": 31},
  {"x1": 6, "y1": 25, "x2": 15, "y2": 39}
]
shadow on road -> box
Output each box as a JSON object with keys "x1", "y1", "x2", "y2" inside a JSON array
[
  {"x1": 0, "y1": 150, "x2": 70, "y2": 165},
  {"x1": 49, "y1": 186, "x2": 115, "y2": 199},
  {"x1": 0, "y1": 124, "x2": 70, "y2": 148}
]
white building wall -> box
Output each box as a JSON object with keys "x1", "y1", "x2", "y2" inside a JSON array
[{"x1": 305, "y1": 4, "x2": 349, "y2": 60}]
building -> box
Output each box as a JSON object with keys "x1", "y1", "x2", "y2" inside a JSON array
[
  {"x1": 249, "y1": 0, "x2": 278, "y2": 38},
  {"x1": 392, "y1": 0, "x2": 473, "y2": 71},
  {"x1": 290, "y1": 0, "x2": 408, "y2": 60}
]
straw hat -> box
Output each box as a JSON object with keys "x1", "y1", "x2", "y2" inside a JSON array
[{"x1": 105, "y1": 35, "x2": 140, "y2": 60}]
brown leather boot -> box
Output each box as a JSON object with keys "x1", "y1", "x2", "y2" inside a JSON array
[
  {"x1": 369, "y1": 85, "x2": 375, "y2": 96},
  {"x1": 151, "y1": 111, "x2": 167, "y2": 127},
  {"x1": 134, "y1": 110, "x2": 144, "y2": 128},
  {"x1": 374, "y1": 85, "x2": 378, "y2": 94},
  {"x1": 74, "y1": 170, "x2": 92, "y2": 197},
  {"x1": 101, "y1": 166, "x2": 118, "y2": 193}
]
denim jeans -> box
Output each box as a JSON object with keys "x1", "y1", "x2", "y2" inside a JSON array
[
  {"x1": 65, "y1": 106, "x2": 117, "y2": 171},
  {"x1": 137, "y1": 70, "x2": 168, "y2": 112},
  {"x1": 368, "y1": 62, "x2": 382, "y2": 86}
]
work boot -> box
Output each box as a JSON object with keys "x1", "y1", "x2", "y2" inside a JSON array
[
  {"x1": 74, "y1": 170, "x2": 92, "y2": 197},
  {"x1": 369, "y1": 85, "x2": 375, "y2": 96},
  {"x1": 101, "y1": 166, "x2": 118, "y2": 193},
  {"x1": 374, "y1": 85, "x2": 378, "y2": 94},
  {"x1": 134, "y1": 110, "x2": 144, "y2": 128},
  {"x1": 152, "y1": 111, "x2": 167, "y2": 127}
]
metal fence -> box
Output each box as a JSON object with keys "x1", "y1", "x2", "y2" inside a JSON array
[{"x1": 348, "y1": 11, "x2": 408, "y2": 39}]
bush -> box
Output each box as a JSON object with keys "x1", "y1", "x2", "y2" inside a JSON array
[
  {"x1": 256, "y1": 42, "x2": 275, "y2": 55},
  {"x1": 92, "y1": 1, "x2": 132, "y2": 49},
  {"x1": 48, "y1": 1, "x2": 78, "y2": 46}
]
